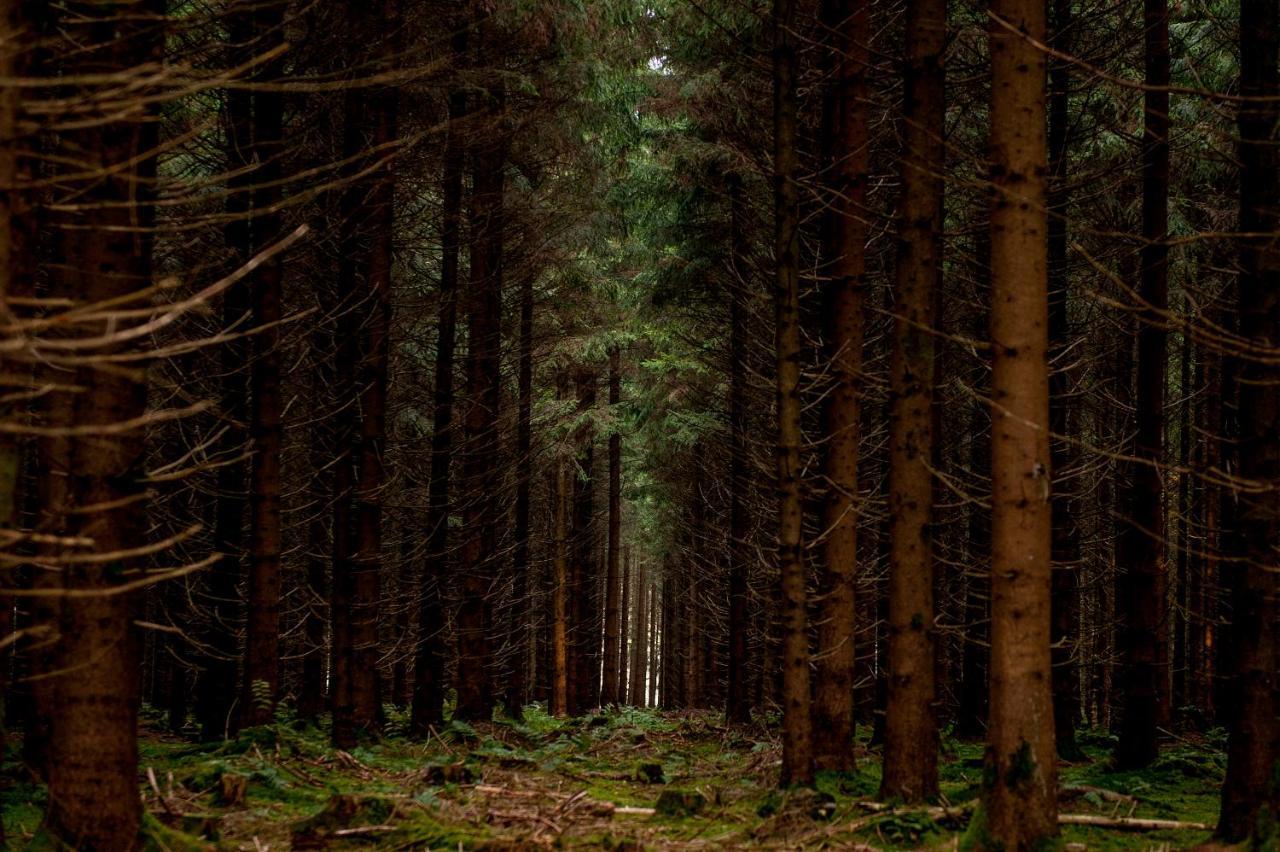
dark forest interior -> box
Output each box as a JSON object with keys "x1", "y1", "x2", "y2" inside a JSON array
[{"x1": 0, "y1": 0, "x2": 1276, "y2": 849}]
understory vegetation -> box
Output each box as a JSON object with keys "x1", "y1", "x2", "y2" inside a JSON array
[{"x1": 2, "y1": 707, "x2": 1227, "y2": 850}]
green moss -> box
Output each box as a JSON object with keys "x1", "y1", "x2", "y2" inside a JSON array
[{"x1": 1005, "y1": 741, "x2": 1038, "y2": 790}]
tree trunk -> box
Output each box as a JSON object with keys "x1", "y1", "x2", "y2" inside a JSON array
[
  {"x1": 602, "y1": 349, "x2": 623, "y2": 705},
  {"x1": 619, "y1": 546, "x2": 631, "y2": 702},
  {"x1": 772, "y1": 0, "x2": 811, "y2": 789},
  {"x1": 812, "y1": 0, "x2": 868, "y2": 774},
  {"x1": 454, "y1": 65, "x2": 506, "y2": 722},
  {"x1": 552, "y1": 372, "x2": 571, "y2": 717},
  {"x1": 228, "y1": 0, "x2": 287, "y2": 729},
  {"x1": 976, "y1": 0, "x2": 1058, "y2": 842},
  {"x1": 881, "y1": 0, "x2": 944, "y2": 799},
  {"x1": 44, "y1": 3, "x2": 160, "y2": 844},
  {"x1": 1217, "y1": 0, "x2": 1280, "y2": 838},
  {"x1": 631, "y1": 561, "x2": 647, "y2": 706},
  {"x1": 1047, "y1": 0, "x2": 1083, "y2": 762},
  {"x1": 1115, "y1": 0, "x2": 1171, "y2": 770},
  {"x1": 505, "y1": 265, "x2": 535, "y2": 718},
  {"x1": 331, "y1": 0, "x2": 400, "y2": 747},
  {"x1": 725, "y1": 173, "x2": 753, "y2": 726},
  {"x1": 410, "y1": 33, "x2": 467, "y2": 737},
  {"x1": 568, "y1": 368, "x2": 598, "y2": 714}
]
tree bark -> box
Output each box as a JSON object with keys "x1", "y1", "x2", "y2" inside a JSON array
[
  {"x1": 772, "y1": 0, "x2": 812, "y2": 789},
  {"x1": 505, "y1": 265, "x2": 535, "y2": 718},
  {"x1": 551, "y1": 370, "x2": 571, "y2": 717},
  {"x1": 1217, "y1": 0, "x2": 1280, "y2": 838},
  {"x1": 227, "y1": 0, "x2": 287, "y2": 729},
  {"x1": 881, "y1": 0, "x2": 944, "y2": 799},
  {"x1": 454, "y1": 64, "x2": 506, "y2": 722},
  {"x1": 410, "y1": 31, "x2": 467, "y2": 737},
  {"x1": 630, "y1": 560, "x2": 647, "y2": 706},
  {"x1": 976, "y1": 0, "x2": 1058, "y2": 842},
  {"x1": 725, "y1": 173, "x2": 753, "y2": 726},
  {"x1": 1115, "y1": 0, "x2": 1171, "y2": 770},
  {"x1": 1047, "y1": 0, "x2": 1083, "y2": 762},
  {"x1": 44, "y1": 3, "x2": 160, "y2": 844},
  {"x1": 332, "y1": 0, "x2": 400, "y2": 747},
  {"x1": 602, "y1": 349, "x2": 623, "y2": 705},
  {"x1": 812, "y1": 0, "x2": 868, "y2": 774}
]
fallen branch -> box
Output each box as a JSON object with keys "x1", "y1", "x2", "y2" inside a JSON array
[
  {"x1": 1059, "y1": 814, "x2": 1212, "y2": 832},
  {"x1": 332, "y1": 825, "x2": 396, "y2": 837}
]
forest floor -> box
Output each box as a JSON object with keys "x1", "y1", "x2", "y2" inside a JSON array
[{"x1": 1, "y1": 705, "x2": 1228, "y2": 850}]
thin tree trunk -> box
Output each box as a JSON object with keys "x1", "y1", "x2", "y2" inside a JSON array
[
  {"x1": 568, "y1": 368, "x2": 597, "y2": 714},
  {"x1": 773, "y1": 0, "x2": 811, "y2": 789},
  {"x1": 1047, "y1": 0, "x2": 1083, "y2": 762},
  {"x1": 410, "y1": 32, "x2": 466, "y2": 737},
  {"x1": 881, "y1": 0, "x2": 944, "y2": 799},
  {"x1": 619, "y1": 546, "x2": 631, "y2": 702},
  {"x1": 552, "y1": 371, "x2": 571, "y2": 717},
  {"x1": 725, "y1": 173, "x2": 753, "y2": 726},
  {"x1": 631, "y1": 561, "x2": 647, "y2": 706},
  {"x1": 505, "y1": 266, "x2": 534, "y2": 718},
  {"x1": 602, "y1": 349, "x2": 623, "y2": 705},
  {"x1": 977, "y1": 0, "x2": 1058, "y2": 842},
  {"x1": 1217, "y1": 0, "x2": 1280, "y2": 838},
  {"x1": 454, "y1": 66, "x2": 507, "y2": 722},
  {"x1": 229, "y1": 0, "x2": 287, "y2": 729},
  {"x1": 1115, "y1": 0, "x2": 1171, "y2": 770}
]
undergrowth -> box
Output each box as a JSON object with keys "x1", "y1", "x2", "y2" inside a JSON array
[{"x1": 0, "y1": 707, "x2": 1227, "y2": 849}]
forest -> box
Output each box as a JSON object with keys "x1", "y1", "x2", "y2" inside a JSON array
[{"x1": 0, "y1": 0, "x2": 1275, "y2": 849}]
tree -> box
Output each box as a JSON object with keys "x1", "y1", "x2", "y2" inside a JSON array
[
  {"x1": 1115, "y1": 0, "x2": 1171, "y2": 770},
  {"x1": 228, "y1": 0, "x2": 287, "y2": 729},
  {"x1": 772, "y1": 0, "x2": 811, "y2": 789},
  {"x1": 1216, "y1": 0, "x2": 1279, "y2": 838},
  {"x1": 43, "y1": 2, "x2": 162, "y2": 844},
  {"x1": 1047, "y1": 0, "x2": 1083, "y2": 762},
  {"x1": 332, "y1": 0, "x2": 401, "y2": 746},
  {"x1": 880, "y1": 0, "x2": 944, "y2": 800},
  {"x1": 410, "y1": 21, "x2": 468, "y2": 737},
  {"x1": 725, "y1": 172, "x2": 753, "y2": 726},
  {"x1": 812, "y1": 0, "x2": 868, "y2": 774},
  {"x1": 973, "y1": 0, "x2": 1058, "y2": 842},
  {"x1": 602, "y1": 348, "x2": 623, "y2": 705},
  {"x1": 454, "y1": 49, "x2": 507, "y2": 720}
]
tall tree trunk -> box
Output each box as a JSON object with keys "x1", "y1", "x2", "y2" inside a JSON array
[
  {"x1": 551, "y1": 374, "x2": 571, "y2": 716},
  {"x1": 332, "y1": 0, "x2": 400, "y2": 746},
  {"x1": 568, "y1": 368, "x2": 597, "y2": 714},
  {"x1": 602, "y1": 349, "x2": 623, "y2": 705},
  {"x1": 228, "y1": 0, "x2": 287, "y2": 728},
  {"x1": 812, "y1": 0, "x2": 868, "y2": 774},
  {"x1": 1047, "y1": 0, "x2": 1083, "y2": 762},
  {"x1": 1115, "y1": 0, "x2": 1171, "y2": 770},
  {"x1": 1217, "y1": 0, "x2": 1280, "y2": 838},
  {"x1": 504, "y1": 266, "x2": 534, "y2": 718},
  {"x1": 454, "y1": 65, "x2": 506, "y2": 722},
  {"x1": 631, "y1": 561, "x2": 647, "y2": 705},
  {"x1": 881, "y1": 0, "x2": 944, "y2": 799},
  {"x1": 44, "y1": 2, "x2": 160, "y2": 844},
  {"x1": 773, "y1": 0, "x2": 811, "y2": 789},
  {"x1": 725, "y1": 173, "x2": 753, "y2": 725},
  {"x1": 618, "y1": 546, "x2": 630, "y2": 701},
  {"x1": 410, "y1": 34, "x2": 466, "y2": 737},
  {"x1": 975, "y1": 0, "x2": 1058, "y2": 843}
]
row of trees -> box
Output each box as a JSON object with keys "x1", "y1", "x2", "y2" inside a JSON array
[{"x1": 0, "y1": 0, "x2": 1274, "y2": 849}]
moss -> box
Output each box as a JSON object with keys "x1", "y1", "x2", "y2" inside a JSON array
[
  {"x1": 139, "y1": 813, "x2": 217, "y2": 852},
  {"x1": 958, "y1": 803, "x2": 998, "y2": 852},
  {"x1": 1005, "y1": 740, "x2": 1038, "y2": 790}
]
